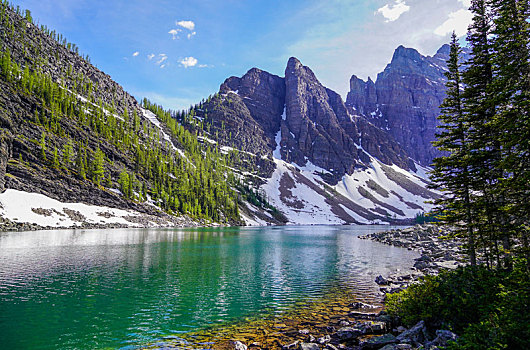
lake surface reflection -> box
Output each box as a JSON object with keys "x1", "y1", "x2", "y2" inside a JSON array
[{"x1": 0, "y1": 225, "x2": 417, "y2": 349}]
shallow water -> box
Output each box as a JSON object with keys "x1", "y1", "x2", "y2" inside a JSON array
[{"x1": 0, "y1": 225, "x2": 417, "y2": 349}]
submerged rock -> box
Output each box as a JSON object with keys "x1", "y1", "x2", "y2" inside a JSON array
[
  {"x1": 299, "y1": 343, "x2": 320, "y2": 350},
  {"x1": 334, "y1": 326, "x2": 362, "y2": 340},
  {"x1": 359, "y1": 333, "x2": 398, "y2": 349},
  {"x1": 232, "y1": 340, "x2": 248, "y2": 350}
]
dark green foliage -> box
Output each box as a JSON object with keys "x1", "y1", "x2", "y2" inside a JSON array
[
  {"x1": 414, "y1": 212, "x2": 438, "y2": 224},
  {"x1": 431, "y1": 0, "x2": 529, "y2": 269},
  {"x1": 0, "y1": 0, "x2": 244, "y2": 223},
  {"x1": 431, "y1": 33, "x2": 478, "y2": 265},
  {"x1": 386, "y1": 262, "x2": 530, "y2": 350}
]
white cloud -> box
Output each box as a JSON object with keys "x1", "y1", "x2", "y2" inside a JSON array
[
  {"x1": 459, "y1": 0, "x2": 471, "y2": 8},
  {"x1": 285, "y1": 0, "x2": 471, "y2": 98},
  {"x1": 377, "y1": 0, "x2": 410, "y2": 22},
  {"x1": 168, "y1": 28, "x2": 181, "y2": 40},
  {"x1": 176, "y1": 20, "x2": 195, "y2": 31},
  {"x1": 187, "y1": 31, "x2": 196, "y2": 39},
  {"x1": 156, "y1": 54, "x2": 168, "y2": 65},
  {"x1": 132, "y1": 51, "x2": 139, "y2": 57},
  {"x1": 180, "y1": 56, "x2": 198, "y2": 68},
  {"x1": 147, "y1": 53, "x2": 155, "y2": 60},
  {"x1": 434, "y1": 8, "x2": 473, "y2": 36}
]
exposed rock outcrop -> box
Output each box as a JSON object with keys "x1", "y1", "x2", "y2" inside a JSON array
[
  {"x1": 346, "y1": 45, "x2": 453, "y2": 166},
  {"x1": 203, "y1": 57, "x2": 413, "y2": 185},
  {"x1": 0, "y1": 129, "x2": 12, "y2": 192}
]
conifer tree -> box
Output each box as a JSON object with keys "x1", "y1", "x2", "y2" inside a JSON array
[
  {"x1": 75, "y1": 147, "x2": 86, "y2": 180},
  {"x1": 92, "y1": 147, "x2": 105, "y2": 185},
  {"x1": 460, "y1": 0, "x2": 500, "y2": 266},
  {"x1": 431, "y1": 39, "x2": 475, "y2": 265},
  {"x1": 52, "y1": 146, "x2": 59, "y2": 168},
  {"x1": 489, "y1": 0, "x2": 530, "y2": 266},
  {"x1": 40, "y1": 132, "x2": 46, "y2": 161}
]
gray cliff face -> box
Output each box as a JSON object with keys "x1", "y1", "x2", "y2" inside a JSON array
[
  {"x1": 0, "y1": 130, "x2": 12, "y2": 192},
  {"x1": 201, "y1": 57, "x2": 413, "y2": 184},
  {"x1": 346, "y1": 45, "x2": 451, "y2": 165},
  {"x1": 283, "y1": 57, "x2": 360, "y2": 179},
  {"x1": 220, "y1": 68, "x2": 285, "y2": 145},
  {"x1": 282, "y1": 57, "x2": 412, "y2": 180}
]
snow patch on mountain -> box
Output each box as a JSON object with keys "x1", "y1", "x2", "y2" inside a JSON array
[
  {"x1": 0, "y1": 189, "x2": 177, "y2": 228},
  {"x1": 261, "y1": 159, "x2": 344, "y2": 225},
  {"x1": 261, "y1": 151, "x2": 438, "y2": 225}
]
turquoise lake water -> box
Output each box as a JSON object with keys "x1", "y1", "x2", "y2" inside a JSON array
[{"x1": 0, "y1": 225, "x2": 418, "y2": 349}]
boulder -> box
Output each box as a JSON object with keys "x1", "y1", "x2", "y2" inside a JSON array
[
  {"x1": 375, "y1": 275, "x2": 390, "y2": 285},
  {"x1": 232, "y1": 340, "x2": 248, "y2": 350},
  {"x1": 425, "y1": 329, "x2": 458, "y2": 349},
  {"x1": 317, "y1": 335, "x2": 331, "y2": 344},
  {"x1": 396, "y1": 320, "x2": 429, "y2": 346},
  {"x1": 299, "y1": 343, "x2": 320, "y2": 350},
  {"x1": 359, "y1": 334, "x2": 398, "y2": 349},
  {"x1": 333, "y1": 327, "x2": 362, "y2": 340},
  {"x1": 350, "y1": 302, "x2": 376, "y2": 310}
]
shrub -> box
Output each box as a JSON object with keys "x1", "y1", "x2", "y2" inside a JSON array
[{"x1": 385, "y1": 261, "x2": 529, "y2": 349}]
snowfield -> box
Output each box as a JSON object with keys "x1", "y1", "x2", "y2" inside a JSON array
[
  {"x1": 0, "y1": 189, "x2": 176, "y2": 228},
  {"x1": 259, "y1": 144, "x2": 437, "y2": 225}
]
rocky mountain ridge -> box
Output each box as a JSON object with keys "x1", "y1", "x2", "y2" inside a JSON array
[
  {"x1": 346, "y1": 44, "x2": 458, "y2": 166},
  {"x1": 195, "y1": 55, "x2": 441, "y2": 225},
  {"x1": 0, "y1": 2, "x2": 447, "y2": 227},
  {"x1": 0, "y1": 2, "x2": 246, "y2": 229}
]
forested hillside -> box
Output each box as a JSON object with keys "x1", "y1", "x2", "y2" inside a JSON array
[{"x1": 0, "y1": 1, "x2": 257, "y2": 227}]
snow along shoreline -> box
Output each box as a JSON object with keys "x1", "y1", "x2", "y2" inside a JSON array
[{"x1": 0, "y1": 189, "x2": 208, "y2": 232}]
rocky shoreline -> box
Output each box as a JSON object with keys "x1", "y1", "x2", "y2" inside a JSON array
[
  {"x1": 362, "y1": 224, "x2": 465, "y2": 295},
  {"x1": 147, "y1": 224, "x2": 464, "y2": 350},
  {"x1": 0, "y1": 211, "x2": 212, "y2": 232}
]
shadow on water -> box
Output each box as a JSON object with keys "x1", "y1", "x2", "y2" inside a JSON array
[{"x1": 0, "y1": 225, "x2": 417, "y2": 349}]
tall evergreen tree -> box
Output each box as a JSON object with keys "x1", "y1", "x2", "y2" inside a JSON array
[
  {"x1": 431, "y1": 32, "x2": 477, "y2": 266},
  {"x1": 461, "y1": 0, "x2": 501, "y2": 267},
  {"x1": 490, "y1": 0, "x2": 530, "y2": 266}
]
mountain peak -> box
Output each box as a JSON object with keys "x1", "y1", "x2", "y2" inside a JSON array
[
  {"x1": 286, "y1": 57, "x2": 304, "y2": 75},
  {"x1": 392, "y1": 45, "x2": 422, "y2": 62},
  {"x1": 436, "y1": 43, "x2": 451, "y2": 56},
  {"x1": 287, "y1": 56, "x2": 302, "y2": 66}
]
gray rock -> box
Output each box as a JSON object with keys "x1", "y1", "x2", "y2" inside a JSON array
[
  {"x1": 350, "y1": 302, "x2": 376, "y2": 310},
  {"x1": 334, "y1": 327, "x2": 363, "y2": 340},
  {"x1": 232, "y1": 340, "x2": 248, "y2": 350},
  {"x1": 395, "y1": 344, "x2": 413, "y2": 350},
  {"x1": 379, "y1": 345, "x2": 397, "y2": 350},
  {"x1": 396, "y1": 320, "x2": 429, "y2": 346},
  {"x1": 345, "y1": 45, "x2": 470, "y2": 166},
  {"x1": 317, "y1": 335, "x2": 331, "y2": 344},
  {"x1": 283, "y1": 340, "x2": 300, "y2": 349},
  {"x1": 0, "y1": 129, "x2": 12, "y2": 192},
  {"x1": 375, "y1": 275, "x2": 390, "y2": 285},
  {"x1": 396, "y1": 326, "x2": 407, "y2": 333},
  {"x1": 425, "y1": 329, "x2": 458, "y2": 349},
  {"x1": 359, "y1": 333, "x2": 398, "y2": 349},
  {"x1": 299, "y1": 343, "x2": 320, "y2": 350}
]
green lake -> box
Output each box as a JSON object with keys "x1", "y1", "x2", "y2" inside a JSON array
[{"x1": 0, "y1": 225, "x2": 418, "y2": 349}]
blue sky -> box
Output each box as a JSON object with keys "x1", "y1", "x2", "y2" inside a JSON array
[{"x1": 13, "y1": 0, "x2": 471, "y2": 110}]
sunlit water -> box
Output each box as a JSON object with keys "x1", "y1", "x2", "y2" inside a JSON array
[{"x1": 0, "y1": 225, "x2": 417, "y2": 349}]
